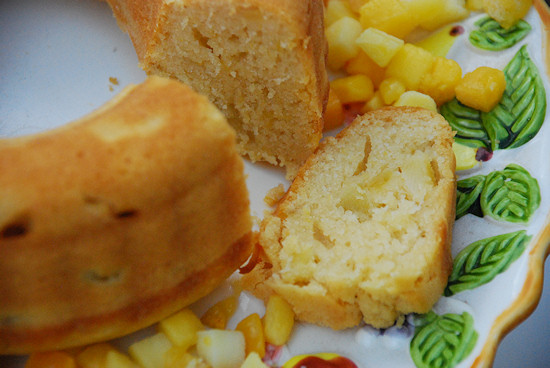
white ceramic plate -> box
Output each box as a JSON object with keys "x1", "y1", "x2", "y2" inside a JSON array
[{"x1": 1, "y1": 1, "x2": 549, "y2": 367}]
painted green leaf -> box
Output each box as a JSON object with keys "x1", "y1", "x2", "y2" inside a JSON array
[
  {"x1": 482, "y1": 45, "x2": 546, "y2": 150},
  {"x1": 445, "y1": 230, "x2": 530, "y2": 296},
  {"x1": 480, "y1": 164, "x2": 541, "y2": 223},
  {"x1": 441, "y1": 46, "x2": 546, "y2": 151},
  {"x1": 439, "y1": 99, "x2": 490, "y2": 149},
  {"x1": 456, "y1": 175, "x2": 486, "y2": 219},
  {"x1": 469, "y1": 16, "x2": 531, "y2": 51},
  {"x1": 411, "y1": 311, "x2": 478, "y2": 368}
]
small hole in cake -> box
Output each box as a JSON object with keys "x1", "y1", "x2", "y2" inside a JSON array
[
  {"x1": 1, "y1": 217, "x2": 30, "y2": 239},
  {"x1": 115, "y1": 209, "x2": 139, "y2": 219},
  {"x1": 84, "y1": 269, "x2": 123, "y2": 284},
  {"x1": 192, "y1": 28, "x2": 213, "y2": 52}
]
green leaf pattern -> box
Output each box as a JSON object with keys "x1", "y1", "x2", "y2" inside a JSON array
[
  {"x1": 456, "y1": 164, "x2": 540, "y2": 223},
  {"x1": 410, "y1": 311, "x2": 478, "y2": 368},
  {"x1": 469, "y1": 16, "x2": 531, "y2": 51},
  {"x1": 441, "y1": 45, "x2": 546, "y2": 151},
  {"x1": 445, "y1": 231, "x2": 530, "y2": 296}
]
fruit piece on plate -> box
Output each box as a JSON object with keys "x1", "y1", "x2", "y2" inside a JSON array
[
  {"x1": 236, "y1": 313, "x2": 266, "y2": 357},
  {"x1": 453, "y1": 142, "x2": 479, "y2": 171},
  {"x1": 362, "y1": 91, "x2": 385, "y2": 112},
  {"x1": 128, "y1": 333, "x2": 173, "y2": 368},
  {"x1": 415, "y1": 24, "x2": 461, "y2": 57},
  {"x1": 76, "y1": 343, "x2": 117, "y2": 368},
  {"x1": 358, "y1": 0, "x2": 419, "y2": 39},
  {"x1": 455, "y1": 66, "x2": 506, "y2": 112},
  {"x1": 418, "y1": 56, "x2": 463, "y2": 105},
  {"x1": 330, "y1": 75, "x2": 375, "y2": 104},
  {"x1": 105, "y1": 350, "x2": 139, "y2": 368},
  {"x1": 241, "y1": 352, "x2": 269, "y2": 368},
  {"x1": 324, "y1": 88, "x2": 345, "y2": 131},
  {"x1": 159, "y1": 309, "x2": 204, "y2": 349},
  {"x1": 196, "y1": 329, "x2": 246, "y2": 368},
  {"x1": 345, "y1": 51, "x2": 386, "y2": 88},
  {"x1": 385, "y1": 43, "x2": 435, "y2": 90},
  {"x1": 394, "y1": 91, "x2": 438, "y2": 111},
  {"x1": 355, "y1": 27, "x2": 405, "y2": 67},
  {"x1": 379, "y1": 77, "x2": 406, "y2": 105},
  {"x1": 200, "y1": 295, "x2": 239, "y2": 329},
  {"x1": 418, "y1": 0, "x2": 470, "y2": 31},
  {"x1": 466, "y1": 0, "x2": 485, "y2": 10},
  {"x1": 326, "y1": 16, "x2": 363, "y2": 70},
  {"x1": 324, "y1": 0, "x2": 356, "y2": 27},
  {"x1": 483, "y1": 0, "x2": 533, "y2": 29},
  {"x1": 263, "y1": 295, "x2": 295, "y2": 346}
]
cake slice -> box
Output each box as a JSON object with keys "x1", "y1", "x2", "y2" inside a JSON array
[
  {"x1": 242, "y1": 107, "x2": 456, "y2": 329},
  {"x1": 0, "y1": 76, "x2": 253, "y2": 354},
  {"x1": 106, "y1": 0, "x2": 329, "y2": 179}
]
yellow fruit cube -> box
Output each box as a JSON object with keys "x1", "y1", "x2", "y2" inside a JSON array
[
  {"x1": 379, "y1": 77, "x2": 406, "y2": 105},
  {"x1": 241, "y1": 352, "x2": 269, "y2": 368},
  {"x1": 105, "y1": 350, "x2": 139, "y2": 368},
  {"x1": 348, "y1": 0, "x2": 369, "y2": 12},
  {"x1": 128, "y1": 333, "x2": 173, "y2": 368},
  {"x1": 344, "y1": 51, "x2": 386, "y2": 88},
  {"x1": 358, "y1": 0, "x2": 418, "y2": 39},
  {"x1": 385, "y1": 43, "x2": 435, "y2": 90},
  {"x1": 324, "y1": 88, "x2": 345, "y2": 132},
  {"x1": 418, "y1": 56, "x2": 463, "y2": 105},
  {"x1": 483, "y1": 0, "x2": 532, "y2": 28},
  {"x1": 263, "y1": 295, "x2": 295, "y2": 346},
  {"x1": 394, "y1": 91, "x2": 437, "y2": 111},
  {"x1": 324, "y1": 0, "x2": 356, "y2": 27},
  {"x1": 330, "y1": 75, "x2": 374, "y2": 104},
  {"x1": 76, "y1": 343, "x2": 117, "y2": 368},
  {"x1": 325, "y1": 16, "x2": 363, "y2": 70},
  {"x1": 200, "y1": 295, "x2": 238, "y2": 329},
  {"x1": 466, "y1": 0, "x2": 484, "y2": 10},
  {"x1": 355, "y1": 28, "x2": 405, "y2": 67},
  {"x1": 236, "y1": 313, "x2": 266, "y2": 357},
  {"x1": 455, "y1": 66, "x2": 506, "y2": 112},
  {"x1": 164, "y1": 346, "x2": 197, "y2": 368},
  {"x1": 415, "y1": 24, "x2": 460, "y2": 57},
  {"x1": 453, "y1": 142, "x2": 479, "y2": 171},
  {"x1": 419, "y1": 0, "x2": 470, "y2": 31},
  {"x1": 362, "y1": 91, "x2": 385, "y2": 112},
  {"x1": 159, "y1": 309, "x2": 204, "y2": 349},
  {"x1": 25, "y1": 352, "x2": 77, "y2": 368}
]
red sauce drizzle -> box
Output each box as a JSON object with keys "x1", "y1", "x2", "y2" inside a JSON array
[{"x1": 292, "y1": 356, "x2": 358, "y2": 368}]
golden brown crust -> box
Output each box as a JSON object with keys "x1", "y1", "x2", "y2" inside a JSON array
[
  {"x1": 242, "y1": 107, "x2": 456, "y2": 330},
  {"x1": 0, "y1": 77, "x2": 253, "y2": 354}
]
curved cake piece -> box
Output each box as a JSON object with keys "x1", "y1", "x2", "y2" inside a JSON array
[
  {"x1": 0, "y1": 76, "x2": 253, "y2": 354},
  {"x1": 105, "y1": 0, "x2": 329, "y2": 179},
  {"x1": 243, "y1": 107, "x2": 456, "y2": 329}
]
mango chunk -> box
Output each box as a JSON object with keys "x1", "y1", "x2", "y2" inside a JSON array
[
  {"x1": 394, "y1": 91, "x2": 437, "y2": 111},
  {"x1": 385, "y1": 44, "x2": 435, "y2": 90},
  {"x1": 483, "y1": 0, "x2": 532, "y2": 29},
  {"x1": 455, "y1": 66, "x2": 506, "y2": 112},
  {"x1": 330, "y1": 75, "x2": 375, "y2": 104},
  {"x1": 418, "y1": 56, "x2": 463, "y2": 105},
  {"x1": 326, "y1": 16, "x2": 363, "y2": 70},
  {"x1": 344, "y1": 51, "x2": 386, "y2": 88}
]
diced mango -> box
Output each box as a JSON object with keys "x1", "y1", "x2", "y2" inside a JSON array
[
  {"x1": 415, "y1": 24, "x2": 460, "y2": 57},
  {"x1": 324, "y1": 88, "x2": 345, "y2": 131},
  {"x1": 455, "y1": 66, "x2": 506, "y2": 112},
  {"x1": 348, "y1": 0, "x2": 369, "y2": 12},
  {"x1": 236, "y1": 313, "x2": 266, "y2": 358},
  {"x1": 362, "y1": 91, "x2": 385, "y2": 112},
  {"x1": 200, "y1": 295, "x2": 238, "y2": 329},
  {"x1": 466, "y1": 0, "x2": 484, "y2": 10},
  {"x1": 25, "y1": 351, "x2": 77, "y2": 368},
  {"x1": 344, "y1": 51, "x2": 386, "y2": 88},
  {"x1": 358, "y1": 0, "x2": 418, "y2": 39},
  {"x1": 76, "y1": 343, "x2": 117, "y2": 368},
  {"x1": 128, "y1": 333, "x2": 173, "y2": 368},
  {"x1": 196, "y1": 330, "x2": 246, "y2": 368},
  {"x1": 419, "y1": 0, "x2": 470, "y2": 31},
  {"x1": 483, "y1": 0, "x2": 532, "y2": 28},
  {"x1": 394, "y1": 91, "x2": 437, "y2": 111},
  {"x1": 324, "y1": 0, "x2": 356, "y2": 27},
  {"x1": 379, "y1": 77, "x2": 406, "y2": 105},
  {"x1": 385, "y1": 43, "x2": 435, "y2": 90},
  {"x1": 330, "y1": 75, "x2": 374, "y2": 104},
  {"x1": 325, "y1": 16, "x2": 363, "y2": 70},
  {"x1": 263, "y1": 295, "x2": 295, "y2": 346},
  {"x1": 159, "y1": 309, "x2": 204, "y2": 349},
  {"x1": 240, "y1": 352, "x2": 269, "y2": 368},
  {"x1": 355, "y1": 28, "x2": 404, "y2": 67},
  {"x1": 418, "y1": 56, "x2": 462, "y2": 105},
  {"x1": 105, "y1": 350, "x2": 139, "y2": 368},
  {"x1": 453, "y1": 142, "x2": 479, "y2": 171},
  {"x1": 163, "y1": 346, "x2": 196, "y2": 368}
]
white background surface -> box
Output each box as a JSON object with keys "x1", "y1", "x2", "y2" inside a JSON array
[{"x1": 1, "y1": 0, "x2": 549, "y2": 367}]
